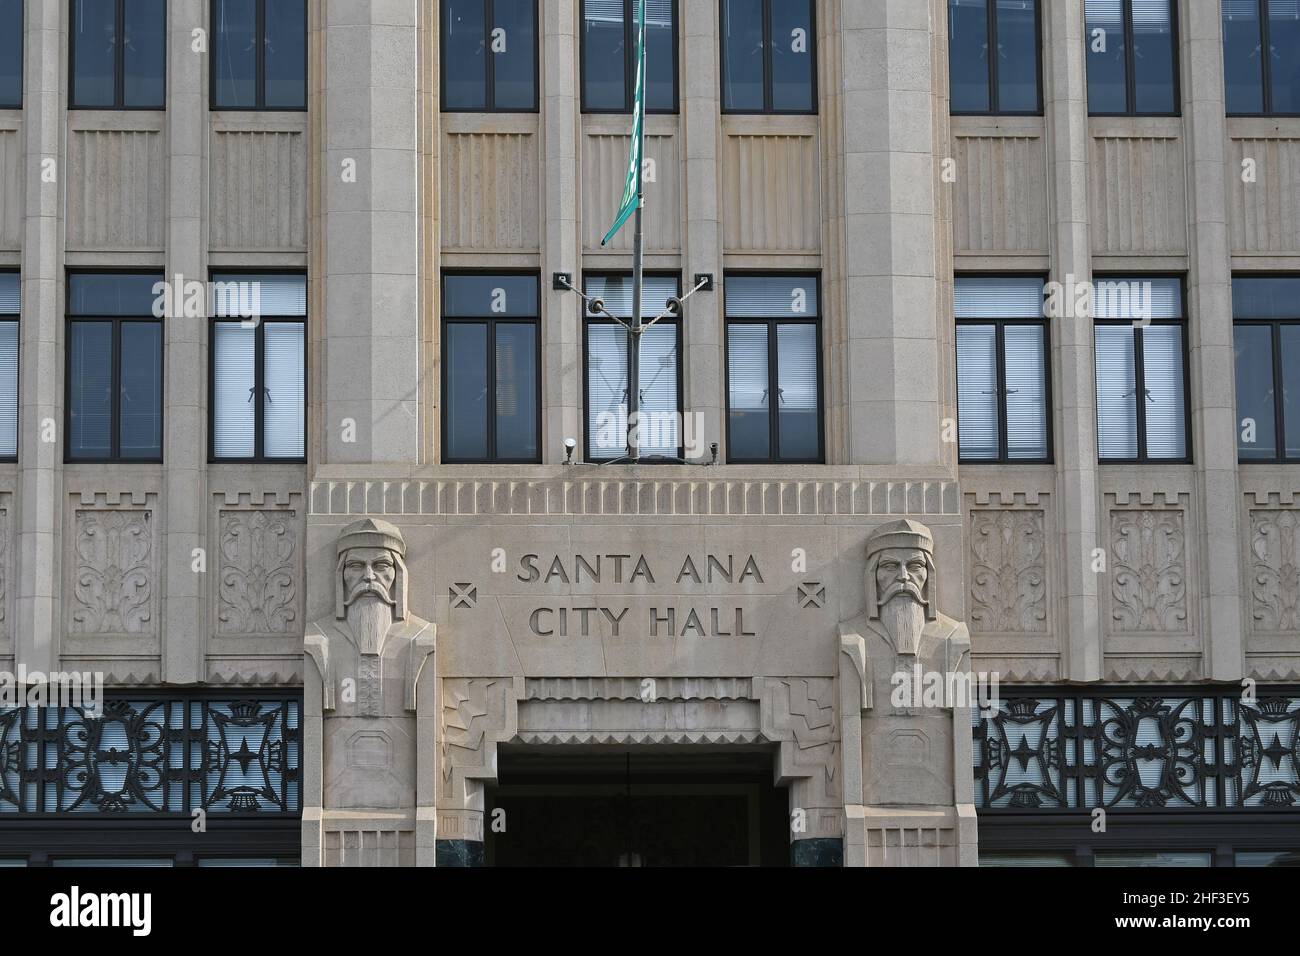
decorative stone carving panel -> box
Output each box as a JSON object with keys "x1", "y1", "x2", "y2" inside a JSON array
[
  {"x1": 218, "y1": 509, "x2": 299, "y2": 635},
  {"x1": 1249, "y1": 509, "x2": 1300, "y2": 632},
  {"x1": 70, "y1": 510, "x2": 154, "y2": 635},
  {"x1": 1110, "y1": 508, "x2": 1187, "y2": 633},
  {"x1": 968, "y1": 509, "x2": 1047, "y2": 633}
]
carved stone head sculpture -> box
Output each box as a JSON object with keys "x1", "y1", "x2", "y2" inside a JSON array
[
  {"x1": 335, "y1": 518, "x2": 409, "y2": 655},
  {"x1": 864, "y1": 519, "x2": 938, "y2": 657}
]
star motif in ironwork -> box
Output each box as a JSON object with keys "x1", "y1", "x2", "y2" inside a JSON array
[
  {"x1": 1263, "y1": 733, "x2": 1291, "y2": 770},
  {"x1": 1010, "y1": 736, "x2": 1038, "y2": 772},
  {"x1": 230, "y1": 736, "x2": 259, "y2": 775}
]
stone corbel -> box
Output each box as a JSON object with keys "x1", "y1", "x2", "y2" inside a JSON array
[
  {"x1": 305, "y1": 630, "x2": 333, "y2": 712},
  {"x1": 407, "y1": 623, "x2": 436, "y2": 713}
]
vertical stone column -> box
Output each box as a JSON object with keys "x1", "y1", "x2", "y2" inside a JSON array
[
  {"x1": 837, "y1": 0, "x2": 943, "y2": 467},
  {"x1": 321, "y1": 0, "x2": 422, "y2": 465},
  {"x1": 1043, "y1": 0, "x2": 1101, "y2": 681},
  {"x1": 542, "y1": 0, "x2": 581, "y2": 461},
  {"x1": 1182, "y1": 5, "x2": 1242, "y2": 681},
  {"x1": 162, "y1": 0, "x2": 207, "y2": 684},
  {"x1": 681, "y1": 0, "x2": 722, "y2": 453},
  {"x1": 16, "y1": 0, "x2": 64, "y2": 676}
]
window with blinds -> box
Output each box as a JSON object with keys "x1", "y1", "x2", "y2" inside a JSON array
[
  {"x1": 1085, "y1": 0, "x2": 1178, "y2": 115},
  {"x1": 1093, "y1": 276, "x2": 1187, "y2": 462},
  {"x1": 442, "y1": 273, "x2": 541, "y2": 464},
  {"x1": 67, "y1": 272, "x2": 164, "y2": 463},
  {"x1": 1233, "y1": 276, "x2": 1300, "y2": 462},
  {"x1": 581, "y1": 0, "x2": 678, "y2": 113},
  {"x1": 584, "y1": 274, "x2": 681, "y2": 461},
  {"x1": 211, "y1": 274, "x2": 306, "y2": 462},
  {"x1": 725, "y1": 275, "x2": 822, "y2": 463},
  {"x1": 948, "y1": 0, "x2": 1042, "y2": 115},
  {"x1": 0, "y1": 274, "x2": 17, "y2": 461},
  {"x1": 954, "y1": 277, "x2": 1050, "y2": 463}
]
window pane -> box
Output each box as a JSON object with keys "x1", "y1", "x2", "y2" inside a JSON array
[
  {"x1": 996, "y1": 0, "x2": 1039, "y2": 112},
  {"x1": 264, "y1": 0, "x2": 307, "y2": 109},
  {"x1": 443, "y1": 0, "x2": 487, "y2": 109},
  {"x1": 587, "y1": 323, "x2": 629, "y2": 458},
  {"x1": 583, "y1": 0, "x2": 626, "y2": 110},
  {"x1": 0, "y1": 273, "x2": 16, "y2": 313},
  {"x1": 264, "y1": 322, "x2": 305, "y2": 458},
  {"x1": 1094, "y1": 851, "x2": 1212, "y2": 867},
  {"x1": 636, "y1": 324, "x2": 679, "y2": 457},
  {"x1": 1086, "y1": 0, "x2": 1128, "y2": 113},
  {"x1": 645, "y1": 0, "x2": 675, "y2": 111},
  {"x1": 1095, "y1": 325, "x2": 1138, "y2": 459},
  {"x1": 771, "y1": 0, "x2": 814, "y2": 112},
  {"x1": 213, "y1": 0, "x2": 257, "y2": 108},
  {"x1": 1093, "y1": 276, "x2": 1181, "y2": 319},
  {"x1": 445, "y1": 274, "x2": 539, "y2": 316},
  {"x1": 1237, "y1": 850, "x2": 1300, "y2": 866},
  {"x1": 585, "y1": 274, "x2": 677, "y2": 317},
  {"x1": 0, "y1": 321, "x2": 16, "y2": 458},
  {"x1": 1234, "y1": 323, "x2": 1276, "y2": 460},
  {"x1": 493, "y1": 0, "x2": 536, "y2": 110},
  {"x1": 1269, "y1": 0, "x2": 1300, "y2": 113},
  {"x1": 1280, "y1": 325, "x2": 1300, "y2": 459},
  {"x1": 721, "y1": 0, "x2": 765, "y2": 111},
  {"x1": 776, "y1": 324, "x2": 818, "y2": 460},
  {"x1": 725, "y1": 275, "x2": 817, "y2": 317},
  {"x1": 1234, "y1": 276, "x2": 1300, "y2": 318},
  {"x1": 1132, "y1": 0, "x2": 1176, "y2": 113},
  {"x1": 955, "y1": 276, "x2": 1044, "y2": 318},
  {"x1": 956, "y1": 324, "x2": 999, "y2": 460},
  {"x1": 949, "y1": 0, "x2": 991, "y2": 112},
  {"x1": 119, "y1": 321, "x2": 162, "y2": 459},
  {"x1": 213, "y1": 323, "x2": 256, "y2": 459},
  {"x1": 68, "y1": 273, "x2": 161, "y2": 316},
  {"x1": 495, "y1": 322, "x2": 537, "y2": 459},
  {"x1": 1223, "y1": 0, "x2": 1265, "y2": 114},
  {"x1": 72, "y1": 0, "x2": 118, "y2": 108},
  {"x1": 1004, "y1": 324, "x2": 1048, "y2": 459},
  {"x1": 68, "y1": 323, "x2": 113, "y2": 459},
  {"x1": 212, "y1": 274, "x2": 307, "y2": 318},
  {"x1": 728, "y1": 324, "x2": 770, "y2": 460},
  {"x1": 445, "y1": 322, "x2": 489, "y2": 460},
  {"x1": 0, "y1": 0, "x2": 21, "y2": 107},
  {"x1": 1140, "y1": 324, "x2": 1185, "y2": 459},
  {"x1": 123, "y1": 0, "x2": 165, "y2": 108}
]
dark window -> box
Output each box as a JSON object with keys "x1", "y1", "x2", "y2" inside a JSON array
[
  {"x1": 0, "y1": 0, "x2": 21, "y2": 109},
  {"x1": 1224, "y1": 0, "x2": 1300, "y2": 115},
  {"x1": 442, "y1": 0, "x2": 537, "y2": 111},
  {"x1": 0, "y1": 274, "x2": 18, "y2": 460},
  {"x1": 725, "y1": 275, "x2": 822, "y2": 464},
  {"x1": 213, "y1": 0, "x2": 307, "y2": 110},
  {"x1": 66, "y1": 273, "x2": 163, "y2": 462},
  {"x1": 442, "y1": 273, "x2": 540, "y2": 463},
  {"x1": 210, "y1": 274, "x2": 306, "y2": 462},
  {"x1": 949, "y1": 0, "x2": 1042, "y2": 115},
  {"x1": 581, "y1": 0, "x2": 677, "y2": 113},
  {"x1": 1085, "y1": 0, "x2": 1179, "y2": 115},
  {"x1": 720, "y1": 0, "x2": 816, "y2": 114},
  {"x1": 1093, "y1": 276, "x2": 1188, "y2": 462},
  {"x1": 1233, "y1": 276, "x2": 1300, "y2": 462},
  {"x1": 955, "y1": 277, "x2": 1050, "y2": 463},
  {"x1": 583, "y1": 274, "x2": 682, "y2": 462},
  {"x1": 71, "y1": 0, "x2": 166, "y2": 109}
]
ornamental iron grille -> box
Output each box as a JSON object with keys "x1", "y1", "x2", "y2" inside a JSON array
[
  {"x1": 0, "y1": 697, "x2": 300, "y2": 816},
  {"x1": 973, "y1": 690, "x2": 1300, "y2": 811}
]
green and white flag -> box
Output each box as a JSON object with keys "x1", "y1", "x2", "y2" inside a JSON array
[{"x1": 600, "y1": 0, "x2": 646, "y2": 247}]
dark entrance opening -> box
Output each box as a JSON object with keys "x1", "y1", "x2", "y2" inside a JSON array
[{"x1": 486, "y1": 748, "x2": 791, "y2": 867}]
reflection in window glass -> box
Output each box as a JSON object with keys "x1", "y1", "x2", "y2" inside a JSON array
[
  {"x1": 72, "y1": 0, "x2": 118, "y2": 108},
  {"x1": 1233, "y1": 277, "x2": 1300, "y2": 462},
  {"x1": 1132, "y1": 0, "x2": 1176, "y2": 113},
  {"x1": 118, "y1": 322, "x2": 163, "y2": 459},
  {"x1": 721, "y1": 0, "x2": 765, "y2": 112},
  {"x1": 949, "y1": 0, "x2": 991, "y2": 112},
  {"x1": 443, "y1": 0, "x2": 488, "y2": 109},
  {"x1": 68, "y1": 322, "x2": 115, "y2": 460},
  {"x1": 1094, "y1": 851, "x2": 1212, "y2": 867},
  {"x1": 122, "y1": 0, "x2": 165, "y2": 107},
  {"x1": 1270, "y1": 0, "x2": 1300, "y2": 113},
  {"x1": 493, "y1": 0, "x2": 537, "y2": 110},
  {"x1": 995, "y1": 0, "x2": 1039, "y2": 113},
  {"x1": 949, "y1": 0, "x2": 1040, "y2": 114},
  {"x1": 213, "y1": 0, "x2": 256, "y2": 108},
  {"x1": 721, "y1": 0, "x2": 814, "y2": 113},
  {"x1": 264, "y1": 0, "x2": 306, "y2": 109},
  {"x1": 445, "y1": 322, "x2": 490, "y2": 461},
  {"x1": 0, "y1": 0, "x2": 22, "y2": 108},
  {"x1": 1237, "y1": 850, "x2": 1300, "y2": 866},
  {"x1": 1235, "y1": 323, "x2": 1277, "y2": 461},
  {"x1": 1224, "y1": 0, "x2": 1298, "y2": 115}
]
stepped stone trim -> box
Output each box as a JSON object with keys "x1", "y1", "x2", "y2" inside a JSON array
[{"x1": 525, "y1": 677, "x2": 753, "y2": 702}]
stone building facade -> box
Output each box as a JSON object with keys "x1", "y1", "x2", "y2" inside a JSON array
[{"x1": 0, "y1": 0, "x2": 1295, "y2": 866}]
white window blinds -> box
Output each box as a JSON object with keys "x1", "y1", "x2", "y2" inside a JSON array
[
  {"x1": 213, "y1": 324, "x2": 256, "y2": 459},
  {"x1": 264, "y1": 323, "x2": 306, "y2": 459}
]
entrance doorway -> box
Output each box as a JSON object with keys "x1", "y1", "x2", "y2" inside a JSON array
[{"x1": 485, "y1": 748, "x2": 791, "y2": 867}]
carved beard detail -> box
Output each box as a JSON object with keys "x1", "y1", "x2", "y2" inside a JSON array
[
  {"x1": 346, "y1": 594, "x2": 395, "y2": 657},
  {"x1": 880, "y1": 594, "x2": 926, "y2": 657}
]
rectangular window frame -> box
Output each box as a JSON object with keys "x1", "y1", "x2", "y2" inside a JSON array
[
  {"x1": 723, "y1": 271, "x2": 825, "y2": 466},
  {"x1": 0, "y1": 270, "x2": 19, "y2": 463},
  {"x1": 955, "y1": 274, "x2": 1053, "y2": 465},
  {"x1": 1233, "y1": 274, "x2": 1300, "y2": 464},
  {"x1": 949, "y1": 0, "x2": 1045, "y2": 117},
  {"x1": 581, "y1": 270, "x2": 684, "y2": 464},
  {"x1": 579, "y1": 0, "x2": 680, "y2": 115},
  {"x1": 210, "y1": 0, "x2": 308, "y2": 112},
  {"x1": 69, "y1": 0, "x2": 168, "y2": 111},
  {"x1": 1086, "y1": 0, "x2": 1182, "y2": 117},
  {"x1": 1093, "y1": 273, "x2": 1192, "y2": 465},
  {"x1": 0, "y1": 0, "x2": 23, "y2": 110},
  {"x1": 1226, "y1": 0, "x2": 1300, "y2": 118},
  {"x1": 440, "y1": 270, "x2": 543, "y2": 466},
  {"x1": 718, "y1": 0, "x2": 819, "y2": 116},
  {"x1": 440, "y1": 0, "x2": 540, "y2": 113},
  {"x1": 207, "y1": 270, "x2": 307, "y2": 464},
  {"x1": 64, "y1": 270, "x2": 165, "y2": 465}
]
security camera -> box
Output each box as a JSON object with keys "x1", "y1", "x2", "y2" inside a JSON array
[{"x1": 564, "y1": 438, "x2": 577, "y2": 465}]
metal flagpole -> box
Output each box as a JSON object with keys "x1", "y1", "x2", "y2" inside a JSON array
[{"x1": 627, "y1": 0, "x2": 647, "y2": 463}]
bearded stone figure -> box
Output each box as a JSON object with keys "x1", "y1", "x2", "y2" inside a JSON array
[
  {"x1": 305, "y1": 518, "x2": 434, "y2": 813},
  {"x1": 839, "y1": 519, "x2": 971, "y2": 810}
]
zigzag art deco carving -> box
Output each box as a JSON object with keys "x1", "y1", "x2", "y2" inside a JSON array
[
  {"x1": 1249, "y1": 509, "x2": 1300, "y2": 632},
  {"x1": 1110, "y1": 508, "x2": 1188, "y2": 632},
  {"x1": 968, "y1": 509, "x2": 1047, "y2": 633},
  {"x1": 70, "y1": 510, "x2": 153, "y2": 635},
  {"x1": 218, "y1": 510, "x2": 300, "y2": 635}
]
